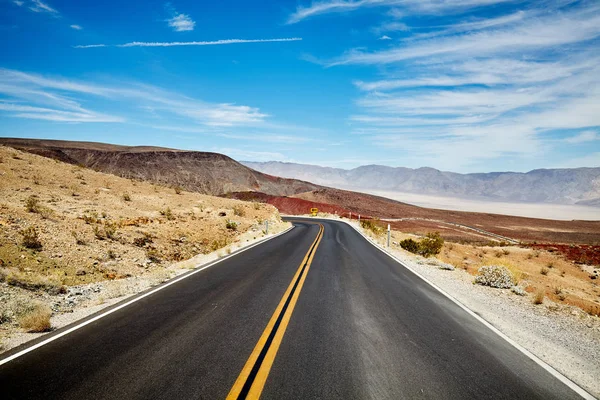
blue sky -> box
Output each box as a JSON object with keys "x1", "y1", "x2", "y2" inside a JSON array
[{"x1": 0, "y1": 0, "x2": 599, "y2": 173}]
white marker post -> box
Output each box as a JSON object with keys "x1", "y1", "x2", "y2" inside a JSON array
[
  {"x1": 387, "y1": 224, "x2": 391, "y2": 247},
  {"x1": 358, "y1": 214, "x2": 361, "y2": 223},
  {"x1": 265, "y1": 220, "x2": 269, "y2": 235}
]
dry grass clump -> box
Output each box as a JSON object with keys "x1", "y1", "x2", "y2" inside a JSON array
[
  {"x1": 19, "y1": 303, "x2": 52, "y2": 332},
  {"x1": 533, "y1": 289, "x2": 545, "y2": 305},
  {"x1": 233, "y1": 205, "x2": 246, "y2": 217},
  {"x1": 122, "y1": 192, "x2": 132, "y2": 202},
  {"x1": 20, "y1": 226, "x2": 42, "y2": 249},
  {"x1": 361, "y1": 218, "x2": 385, "y2": 235}
]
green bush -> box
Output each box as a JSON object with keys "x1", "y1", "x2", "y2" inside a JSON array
[
  {"x1": 418, "y1": 232, "x2": 444, "y2": 257},
  {"x1": 226, "y1": 220, "x2": 238, "y2": 231},
  {"x1": 400, "y1": 238, "x2": 420, "y2": 253},
  {"x1": 400, "y1": 232, "x2": 444, "y2": 258}
]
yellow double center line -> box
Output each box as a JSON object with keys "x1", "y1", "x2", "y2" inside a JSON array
[{"x1": 226, "y1": 223, "x2": 324, "y2": 400}]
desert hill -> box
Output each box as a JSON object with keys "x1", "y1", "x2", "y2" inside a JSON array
[
  {"x1": 0, "y1": 138, "x2": 320, "y2": 197},
  {"x1": 244, "y1": 161, "x2": 600, "y2": 206}
]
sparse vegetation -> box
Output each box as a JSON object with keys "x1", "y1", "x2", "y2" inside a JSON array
[
  {"x1": 233, "y1": 205, "x2": 245, "y2": 217},
  {"x1": 122, "y1": 192, "x2": 132, "y2": 202},
  {"x1": 160, "y1": 208, "x2": 175, "y2": 220},
  {"x1": 174, "y1": 186, "x2": 182, "y2": 195},
  {"x1": 540, "y1": 267, "x2": 549, "y2": 275},
  {"x1": 21, "y1": 227, "x2": 42, "y2": 249},
  {"x1": 533, "y1": 289, "x2": 545, "y2": 305},
  {"x1": 18, "y1": 303, "x2": 52, "y2": 332},
  {"x1": 226, "y1": 220, "x2": 238, "y2": 231},
  {"x1": 71, "y1": 231, "x2": 86, "y2": 245},
  {"x1": 360, "y1": 218, "x2": 384, "y2": 235},
  {"x1": 25, "y1": 195, "x2": 40, "y2": 213}
]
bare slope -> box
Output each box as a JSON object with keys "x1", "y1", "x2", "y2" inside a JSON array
[
  {"x1": 0, "y1": 138, "x2": 319, "y2": 196},
  {"x1": 244, "y1": 161, "x2": 600, "y2": 206}
]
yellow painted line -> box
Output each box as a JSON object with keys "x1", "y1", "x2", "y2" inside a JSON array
[{"x1": 226, "y1": 223, "x2": 324, "y2": 400}]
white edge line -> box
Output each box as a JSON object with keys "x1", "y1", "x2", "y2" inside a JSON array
[
  {"x1": 283, "y1": 215, "x2": 596, "y2": 400},
  {"x1": 0, "y1": 225, "x2": 295, "y2": 366}
]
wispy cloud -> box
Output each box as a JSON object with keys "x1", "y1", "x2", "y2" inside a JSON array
[
  {"x1": 73, "y1": 44, "x2": 106, "y2": 49},
  {"x1": 312, "y1": 1, "x2": 600, "y2": 170},
  {"x1": 73, "y1": 38, "x2": 303, "y2": 49},
  {"x1": 287, "y1": 0, "x2": 514, "y2": 24},
  {"x1": 29, "y1": 0, "x2": 58, "y2": 14},
  {"x1": 0, "y1": 68, "x2": 269, "y2": 127},
  {"x1": 117, "y1": 38, "x2": 303, "y2": 48},
  {"x1": 13, "y1": 1, "x2": 24, "y2": 6},
  {"x1": 565, "y1": 130, "x2": 599, "y2": 144},
  {"x1": 70, "y1": 24, "x2": 83, "y2": 30},
  {"x1": 378, "y1": 35, "x2": 392, "y2": 40}
]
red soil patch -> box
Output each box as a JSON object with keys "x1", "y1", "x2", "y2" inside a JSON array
[
  {"x1": 225, "y1": 192, "x2": 354, "y2": 216},
  {"x1": 528, "y1": 243, "x2": 600, "y2": 267}
]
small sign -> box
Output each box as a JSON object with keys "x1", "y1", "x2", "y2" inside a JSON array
[{"x1": 310, "y1": 208, "x2": 318, "y2": 216}]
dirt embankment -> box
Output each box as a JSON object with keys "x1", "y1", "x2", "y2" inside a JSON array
[{"x1": 0, "y1": 145, "x2": 288, "y2": 350}]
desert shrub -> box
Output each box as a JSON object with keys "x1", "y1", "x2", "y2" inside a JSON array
[
  {"x1": 133, "y1": 232, "x2": 153, "y2": 247},
  {"x1": 533, "y1": 289, "x2": 545, "y2": 305},
  {"x1": 360, "y1": 218, "x2": 384, "y2": 235},
  {"x1": 474, "y1": 265, "x2": 515, "y2": 289},
  {"x1": 21, "y1": 227, "x2": 42, "y2": 249},
  {"x1": 253, "y1": 202, "x2": 261, "y2": 210},
  {"x1": 174, "y1": 186, "x2": 183, "y2": 195},
  {"x1": 540, "y1": 267, "x2": 549, "y2": 275},
  {"x1": 82, "y1": 211, "x2": 100, "y2": 224},
  {"x1": 226, "y1": 220, "x2": 238, "y2": 231},
  {"x1": 71, "y1": 231, "x2": 86, "y2": 245},
  {"x1": 160, "y1": 208, "x2": 175, "y2": 220},
  {"x1": 93, "y1": 226, "x2": 104, "y2": 240},
  {"x1": 19, "y1": 303, "x2": 52, "y2": 332},
  {"x1": 25, "y1": 195, "x2": 40, "y2": 213},
  {"x1": 107, "y1": 249, "x2": 117, "y2": 259},
  {"x1": 104, "y1": 221, "x2": 118, "y2": 240},
  {"x1": 122, "y1": 192, "x2": 132, "y2": 202},
  {"x1": 146, "y1": 248, "x2": 161, "y2": 262},
  {"x1": 418, "y1": 232, "x2": 444, "y2": 257},
  {"x1": 511, "y1": 285, "x2": 527, "y2": 296},
  {"x1": 400, "y1": 238, "x2": 420, "y2": 253},
  {"x1": 233, "y1": 205, "x2": 245, "y2": 217}
]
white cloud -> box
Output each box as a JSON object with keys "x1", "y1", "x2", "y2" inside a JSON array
[
  {"x1": 287, "y1": 0, "x2": 514, "y2": 24},
  {"x1": 0, "y1": 68, "x2": 270, "y2": 127},
  {"x1": 70, "y1": 24, "x2": 83, "y2": 30},
  {"x1": 117, "y1": 38, "x2": 302, "y2": 47},
  {"x1": 167, "y1": 13, "x2": 195, "y2": 32},
  {"x1": 330, "y1": 6, "x2": 600, "y2": 66},
  {"x1": 29, "y1": 0, "x2": 58, "y2": 14},
  {"x1": 13, "y1": 1, "x2": 24, "y2": 6},
  {"x1": 565, "y1": 131, "x2": 599, "y2": 144},
  {"x1": 378, "y1": 35, "x2": 392, "y2": 40},
  {"x1": 73, "y1": 44, "x2": 106, "y2": 49}
]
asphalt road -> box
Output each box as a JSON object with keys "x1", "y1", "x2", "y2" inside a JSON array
[{"x1": 0, "y1": 218, "x2": 588, "y2": 399}]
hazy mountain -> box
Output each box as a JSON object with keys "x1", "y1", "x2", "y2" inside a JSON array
[
  {"x1": 0, "y1": 138, "x2": 320, "y2": 196},
  {"x1": 243, "y1": 161, "x2": 600, "y2": 206}
]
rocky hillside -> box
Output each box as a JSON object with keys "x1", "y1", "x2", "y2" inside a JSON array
[
  {"x1": 0, "y1": 138, "x2": 320, "y2": 197},
  {"x1": 244, "y1": 161, "x2": 600, "y2": 206}
]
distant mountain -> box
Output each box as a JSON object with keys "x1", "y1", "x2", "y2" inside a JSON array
[
  {"x1": 243, "y1": 161, "x2": 600, "y2": 206},
  {"x1": 0, "y1": 138, "x2": 320, "y2": 196}
]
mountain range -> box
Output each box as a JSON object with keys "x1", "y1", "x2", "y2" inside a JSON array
[{"x1": 242, "y1": 161, "x2": 600, "y2": 207}]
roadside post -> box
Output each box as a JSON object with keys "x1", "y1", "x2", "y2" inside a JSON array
[
  {"x1": 358, "y1": 214, "x2": 361, "y2": 223},
  {"x1": 265, "y1": 220, "x2": 269, "y2": 235},
  {"x1": 387, "y1": 224, "x2": 391, "y2": 247}
]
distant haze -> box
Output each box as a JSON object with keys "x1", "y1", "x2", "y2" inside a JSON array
[{"x1": 243, "y1": 161, "x2": 600, "y2": 208}]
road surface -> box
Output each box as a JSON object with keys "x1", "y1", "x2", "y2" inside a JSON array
[{"x1": 0, "y1": 218, "x2": 588, "y2": 399}]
